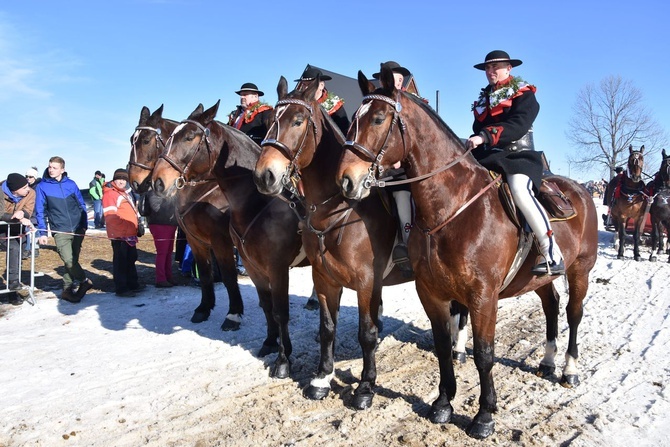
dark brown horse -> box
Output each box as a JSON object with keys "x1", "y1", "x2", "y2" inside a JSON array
[
  {"x1": 128, "y1": 105, "x2": 243, "y2": 330},
  {"x1": 336, "y1": 68, "x2": 598, "y2": 439},
  {"x1": 649, "y1": 148, "x2": 670, "y2": 262},
  {"x1": 610, "y1": 145, "x2": 649, "y2": 261},
  {"x1": 151, "y1": 102, "x2": 309, "y2": 370},
  {"x1": 253, "y1": 76, "x2": 413, "y2": 409}
]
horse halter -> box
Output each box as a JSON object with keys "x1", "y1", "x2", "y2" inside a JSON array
[
  {"x1": 261, "y1": 98, "x2": 318, "y2": 196},
  {"x1": 160, "y1": 119, "x2": 213, "y2": 189},
  {"x1": 343, "y1": 94, "x2": 407, "y2": 189},
  {"x1": 129, "y1": 125, "x2": 167, "y2": 172},
  {"x1": 628, "y1": 151, "x2": 644, "y2": 181}
]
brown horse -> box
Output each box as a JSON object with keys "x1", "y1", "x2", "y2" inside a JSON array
[
  {"x1": 336, "y1": 68, "x2": 598, "y2": 439},
  {"x1": 610, "y1": 145, "x2": 649, "y2": 261},
  {"x1": 151, "y1": 102, "x2": 309, "y2": 371},
  {"x1": 649, "y1": 148, "x2": 670, "y2": 262},
  {"x1": 254, "y1": 76, "x2": 413, "y2": 409},
  {"x1": 128, "y1": 105, "x2": 243, "y2": 330}
]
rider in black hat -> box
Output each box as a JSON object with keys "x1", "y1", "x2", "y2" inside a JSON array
[
  {"x1": 227, "y1": 82, "x2": 273, "y2": 146},
  {"x1": 295, "y1": 65, "x2": 350, "y2": 135},
  {"x1": 466, "y1": 50, "x2": 564, "y2": 275}
]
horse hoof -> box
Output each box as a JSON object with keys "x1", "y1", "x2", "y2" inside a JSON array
[
  {"x1": 650, "y1": 256, "x2": 657, "y2": 262},
  {"x1": 634, "y1": 256, "x2": 642, "y2": 262},
  {"x1": 536, "y1": 363, "x2": 555, "y2": 378},
  {"x1": 190, "y1": 311, "x2": 210, "y2": 324},
  {"x1": 617, "y1": 254, "x2": 624, "y2": 260},
  {"x1": 428, "y1": 403, "x2": 453, "y2": 424},
  {"x1": 467, "y1": 419, "x2": 495, "y2": 439},
  {"x1": 304, "y1": 385, "x2": 330, "y2": 400},
  {"x1": 352, "y1": 392, "x2": 374, "y2": 410},
  {"x1": 304, "y1": 298, "x2": 319, "y2": 310},
  {"x1": 257, "y1": 343, "x2": 279, "y2": 358},
  {"x1": 221, "y1": 318, "x2": 241, "y2": 332},
  {"x1": 452, "y1": 351, "x2": 467, "y2": 364},
  {"x1": 560, "y1": 374, "x2": 580, "y2": 388},
  {"x1": 271, "y1": 361, "x2": 291, "y2": 379}
]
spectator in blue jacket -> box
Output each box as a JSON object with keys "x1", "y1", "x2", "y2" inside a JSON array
[{"x1": 35, "y1": 156, "x2": 93, "y2": 303}]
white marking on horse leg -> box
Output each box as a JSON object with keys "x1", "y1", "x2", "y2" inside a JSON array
[
  {"x1": 541, "y1": 339, "x2": 557, "y2": 367},
  {"x1": 563, "y1": 352, "x2": 579, "y2": 376},
  {"x1": 310, "y1": 372, "x2": 334, "y2": 389},
  {"x1": 226, "y1": 313, "x2": 242, "y2": 324},
  {"x1": 452, "y1": 321, "x2": 468, "y2": 354}
]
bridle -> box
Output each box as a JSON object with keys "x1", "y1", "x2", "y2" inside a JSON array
[
  {"x1": 627, "y1": 151, "x2": 644, "y2": 183},
  {"x1": 343, "y1": 94, "x2": 407, "y2": 189},
  {"x1": 261, "y1": 98, "x2": 318, "y2": 198},
  {"x1": 159, "y1": 119, "x2": 215, "y2": 189},
  {"x1": 129, "y1": 125, "x2": 167, "y2": 172}
]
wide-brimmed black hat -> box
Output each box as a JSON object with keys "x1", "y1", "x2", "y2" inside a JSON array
[
  {"x1": 372, "y1": 61, "x2": 411, "y2": 79},
  {"x1": 474, "y1": 50, "x2": 523, "y2": 70},
  {"x1": 235, "y1": 82, "x2": 264, "y2": 96},
  {"x1": 294, "y1": 65, "x2": 332, "y2": 82}
]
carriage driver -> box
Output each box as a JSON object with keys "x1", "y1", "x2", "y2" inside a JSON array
[{"x1": 465, "y1": 50, "x2": 564, "y2": 275}]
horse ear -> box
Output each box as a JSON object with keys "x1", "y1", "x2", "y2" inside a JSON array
[
  {"x1": 380, "y1": 65, "x2": 396, "y2": 93},
  {"x1": 188, "y1": 103, "x2": 205, "y2": 119},
  {"x1": 151, "y1": 104, "x2": 164, "y2": 120},
  {"x1": 303, "y1": 76, "x2": 319, "y2": 101},
  {"x1": 139, "y1": 106, "x2": 150, "y2": 125},
  {"x1": 629, "y1": 144, "x2": 633, "y2": 155},
  {"x1": 640, "y1": 145, "x2": 645, "y2": 154},
  {"x1": 278, "y1": 76, "x2": 288, "y2": 100},
  {"x1": 201, "y1": 100, "x2": 220, "y2": 125},
  {"x1": 663, "y1": 148, "x2": 667, "y2": 159},
  {"x1": 358, "y1": 71, "x2": 373, "y2": 95}
]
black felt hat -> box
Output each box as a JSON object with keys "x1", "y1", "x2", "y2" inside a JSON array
[
  {"x1": 474, "y1": 50, "x2": 523, "y2": 70},
  {"x1": 294, "y1": 65, "x2": 332, "y2": 82},
  {"x1": 235, "y1": 82, "x2": 264, "y2": 96},
  {"x1": 372, "y1": 61, "x2": 411, "y2": 79}
]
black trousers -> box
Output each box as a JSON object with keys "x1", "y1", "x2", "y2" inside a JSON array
[
  {"x1": 1, "y1": 227, "x2": 21, "y2": 284},
  {"x1": 111, "y1": 240, "x2": 139, "y2": 293}
]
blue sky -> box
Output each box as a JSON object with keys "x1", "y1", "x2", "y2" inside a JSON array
[{"x1": 2, "y1": 0, "x2": 669, "y2": 187}]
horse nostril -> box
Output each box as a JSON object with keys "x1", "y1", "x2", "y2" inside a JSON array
[
  {"x1": 154, "y1": 178, "x2": 164, "y2": 193},
  {"x1": 132, "y1": 181, "x2": 139, "y2": 191}
]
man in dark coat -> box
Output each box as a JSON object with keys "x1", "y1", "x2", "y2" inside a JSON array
[
  {"x1": 227, "y1": 82, "x2": 273, "y2": 146},
  {"x1": 465, "y1": 50, "x2": 564, "y2": 275}
]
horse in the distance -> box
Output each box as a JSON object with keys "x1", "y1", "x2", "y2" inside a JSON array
[
  {"x1": 649, "y1": 148, "x2": 670, "y2": 262},
  {"x1": 151, "y1": 102, "x2": 309, "y2": 371},
  {"x1": 610, "y1": 145, "x2": 649, "y2": 261},
  {"x1": 253, "y1": 76, "x2": 413, "y2": 409},
  {"x1": 336, "y1": 67, "x2": 598, "y2": 439},
  {"x1": 128, "y1": 105, "x2": 243, "y2": 331}
]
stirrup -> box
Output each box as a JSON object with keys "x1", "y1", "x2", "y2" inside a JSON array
[
  {"x1": 531, "y1": 259, "x2": 565, "y2": 276},
  {"x1": 392, "y1": 243, "x2": 410, "y2": 264}
]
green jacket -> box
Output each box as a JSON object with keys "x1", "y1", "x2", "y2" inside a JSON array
[{"x1": 89, "y1": 177, "x2": 104, "y2": 200}]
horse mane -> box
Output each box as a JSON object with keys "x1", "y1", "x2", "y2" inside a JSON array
[{"x1": 401, "y1": 91, "x2": 465, "y2": 149}]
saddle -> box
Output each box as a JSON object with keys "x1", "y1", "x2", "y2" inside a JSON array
[{"x1": 496, "y1": 174, "x2": 577, "y2": 228}]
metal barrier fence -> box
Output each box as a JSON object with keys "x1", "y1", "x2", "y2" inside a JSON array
[{"x1": 1, "y1": 220, "x2": 36, "y2": 305}]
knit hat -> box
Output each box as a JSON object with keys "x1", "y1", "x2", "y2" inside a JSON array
[
  {"x1": 6, "y1": 173, "x2": 29, "y2": 192},
  {"x1": 25, "y1": 168, "x2": 39, "y2": 178},
  {"x1": 113, "y1": 168, "x2": 129, "y2": 181}
]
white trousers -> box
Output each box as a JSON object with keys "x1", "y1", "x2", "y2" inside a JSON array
[{"x1": 507, "y1": 173, "x2": 562, "y2": 263}]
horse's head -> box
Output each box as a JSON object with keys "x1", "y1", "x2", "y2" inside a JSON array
[
  {"x1": 254, "y1": 76, "x2": 321, "y2": 196},
  {"x1": 338, "y1": 68, "x2": 407, "y2": 200},
  {"x1": 627, "y1": 144, "x2": 645, "y2": 183},
  {"x1": 129, "y1": 105, "x2": 175, "y2": 193},
  {"x1": 151, "y1": 102, "x2": 218, "y2": 198}
]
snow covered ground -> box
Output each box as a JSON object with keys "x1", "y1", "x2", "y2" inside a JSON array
[{"x1": 1, "y1": 202, "x2": 669, "y2": 447}]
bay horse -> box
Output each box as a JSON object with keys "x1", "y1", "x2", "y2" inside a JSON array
[
  {"x1": 128, "y1": 105, "x2": 243, "y2": 330},
  {"x1": 336, "y1": 68, "x2": 598, "y2": 439},
  {"x1": 610, "y1": 145, "x2": 649, "y2": 261},
  {"x1": 253, "y1": 76, "x2": 413, "y2": 409},
  {"x1": 649, "y1": 148, "x2": 670, "y2": 262},
  {"x1": 151, "y1": 102, "x2": 309, "y2": 371}
]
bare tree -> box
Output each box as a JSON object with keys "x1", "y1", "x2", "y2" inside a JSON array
[{"x1": 566, "y1": 75, "x2": 666, "y2": 180}]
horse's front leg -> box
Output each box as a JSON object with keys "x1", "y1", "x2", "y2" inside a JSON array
[
  {"x1": 650, "y1": 222, "x2": 659, "y2": 262},
  {"x1": 633, "y1": 223, "x2": 642, "y2": 262},
  {"x1": 466, "y1": 299, "x2": 499, "y2": 439},
  {"x1": 304, "y1": 278, "x2": 343, "y2": 401},
  {"x1": 269, "y1": 268, "x2": 292, "y2": 379},
  {"x1": 351, "y1": 281, "x2": 382, "y2": 410},
  {"x1": 616, "y1": 220, "x2": 626, "y2": 259}
]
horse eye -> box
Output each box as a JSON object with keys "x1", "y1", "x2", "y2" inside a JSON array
[
  {"x1": 292, "y1": 118, "x2": 304, "y2": 127},
  {"x1": 185, "y1": 131, "x2": 196, "y2": 142},
  {"x1": 142, "y1": 138, "x2": 151, "y2": 145}
]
